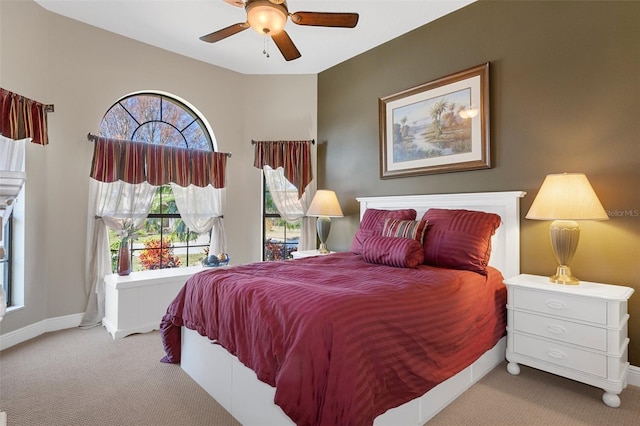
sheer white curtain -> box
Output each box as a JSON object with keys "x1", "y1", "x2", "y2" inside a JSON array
[
  {"x1": 0, "y1": 135, "x2": 28, "y2": 321},
  {"x1": 263, "y1": 166, "x2": 316, "y2": 251},
  {"x1": 170, "y1": 183, "x2": 227, "y2": 255},
  {"x1": 0, "y1": 134, "x2": 26, "y2": 171},
  {"x1": 80, "y1": 179, "x2": 156, "y2": 327}
]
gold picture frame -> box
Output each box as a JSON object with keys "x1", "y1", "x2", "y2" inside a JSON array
[{"x1": 379, "y1": 63, "x2": 490, "y2": 178}]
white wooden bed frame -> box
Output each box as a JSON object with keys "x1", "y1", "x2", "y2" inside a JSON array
[{"x1": 181, "y1": 191, "x2": 526, "y2": 426}]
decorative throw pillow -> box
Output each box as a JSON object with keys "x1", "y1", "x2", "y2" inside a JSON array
[
  {"x1": 350, "y1": 208, "x2": 417, "y2": 254},
  {"x1": 421, "y1": 208, "x2": 502, "y2": 275},
  {"x1": 382, "y1": 218, "x2": 428, "y2": 244},
  {"x1": 361, "y1": 236, "x2": 424, "y2": 269}
]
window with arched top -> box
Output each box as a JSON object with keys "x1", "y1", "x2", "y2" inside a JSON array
[
  {"x1": 100, "y1": 92, "x2": 216, "y2": 271},
  {"x1": 101, "y1": 92, "x2": 215, "y2": 150}
]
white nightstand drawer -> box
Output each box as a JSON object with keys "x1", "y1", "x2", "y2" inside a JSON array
[
  {"x1": 512, "y1": 287, "x2": 607, "y2": 324},
  {"x1": 513, "y1": 333, "x2": 607, "y2": 378},
  {"x1": 513, "y1": 311, "x2": 607, "y2": 351}
]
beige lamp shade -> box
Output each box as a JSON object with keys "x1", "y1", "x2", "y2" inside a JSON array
[
  {"x1": 306, "y1": 190, "x2": 343, "y2": 254},
  {"x1": 526, "y1": 173, "x2": 608, "y2": 285},
  {"x1": 307, "y1": 190, "x2": 344, "y2": 218},
  {"x1": 526, "y1": 173, "x2": 609, "y2": 221}
]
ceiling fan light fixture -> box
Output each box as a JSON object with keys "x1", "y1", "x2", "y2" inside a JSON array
[{"x1": 247, "y1": 0, "x2": 288, "y2": 35}]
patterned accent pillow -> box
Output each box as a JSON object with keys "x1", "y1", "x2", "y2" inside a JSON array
[
  {"x1": 361, "y1": 236, "x2": 424, "y2": 268},
  {"x1": 421, "y1": 208, "x2": 502, "y2": 275},
  {"x1": 382, "y1": 219, "x2": 428, "y2": 244},
  {"x1": 350, "y1": 208, "x2": 417, "y2": 254}
]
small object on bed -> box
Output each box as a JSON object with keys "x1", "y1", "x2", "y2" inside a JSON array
[
  {"x1": 350, "y1": 208, "x2": 417, "y2": 254},
  {"x1": 361, "y1": 235, "x2": 424, "y2": 268}
]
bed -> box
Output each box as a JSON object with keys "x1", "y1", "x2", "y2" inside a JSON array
[{"x1": 161, "y1": 191, "x2": 525, "y2": 426}]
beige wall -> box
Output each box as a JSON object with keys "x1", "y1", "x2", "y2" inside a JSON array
[
  {"x1": 318, "y1": 1, "x2": 640, "y2": 364},
  {"x1": 0, "y1": 1, "x2": 316, "y2": 333},
  {"x1": 236, "y1": 76, "x2": 318, "y2": 262}
]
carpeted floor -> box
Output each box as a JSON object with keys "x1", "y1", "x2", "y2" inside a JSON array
[
  {"x1": 0, "y1": 327, "x2": 240, "y2": 426},
  {"x1": 1, "y1": 326, "x2": 639, "y2": 425},
  {"x1": 429, "y1": 360, "x2": 640, "y2": 425}
]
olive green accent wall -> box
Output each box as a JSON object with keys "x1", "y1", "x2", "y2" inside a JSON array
[{"x1": 318, "y1": 1, "x2": 640, "y2": 364}]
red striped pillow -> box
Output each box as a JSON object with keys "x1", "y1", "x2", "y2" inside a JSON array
[
  {"x1": 361, "y1": 236, "x2": 424, "y2": 268},
  {"x1": 382, "y1": 219, "x2": 428, "y2": 244},
  {"x1": 350, "y1": 208, "x2": 417, "y2": 254},
  {"x1": 421, "y1": 208, "x2": 502, "y2": 275}
]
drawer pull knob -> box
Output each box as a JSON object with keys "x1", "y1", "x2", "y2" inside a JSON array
[
  {"x1": 546, "y1": 325, "x2": 566, "y2": 335},
  {"x1": 547, "y1": 349, "x2": 566, "y2": 360},
  {"x1": 546, "y1": 300, "x2": 566, "y2": 310}
]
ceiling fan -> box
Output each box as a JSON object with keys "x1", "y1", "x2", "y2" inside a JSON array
[{"x1": 200, "y1": 0, "x2": 359, "y2": 61}]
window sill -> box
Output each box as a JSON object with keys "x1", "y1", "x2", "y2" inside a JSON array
[
  {"x1": 4, "y1": 304, "x2": 25, "y2": 315},
  {"x1": 105, "y1": 265, "x2": 204, "y2": 290}
]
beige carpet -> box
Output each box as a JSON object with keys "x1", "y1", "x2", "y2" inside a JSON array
[
  {"x1": 1, "y1": 326, "x2": 638, "y2": 425},
  {"x1": 0, "y1": 327, "x2": 240, "y2": 426},
  {"x1": 429, "y1": 361, "x2": 640, "y2": 425}
]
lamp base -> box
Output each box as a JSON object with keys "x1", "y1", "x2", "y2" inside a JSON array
[
  {"x1": 316, "y1": 217, "x2": 332, "y2": 254},
  {"x1": 548, "y1": 220, "x2": 581, "y2": 285},
  {"x1": 550, "y1": 265, "x2": 579, "y2": 285}
]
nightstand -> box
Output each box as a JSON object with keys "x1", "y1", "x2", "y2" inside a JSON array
[
  {"x1": 504, "y1": 274, "x2": 634, "y2": 407},
  {"x1": 291, "y1": 249, "x2": 335, "y2": 259}
]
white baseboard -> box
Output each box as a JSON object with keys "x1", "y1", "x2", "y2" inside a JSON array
[
  {"x1": 628, "y1": 365, "x2": 640, "y2": 388},
  {"x1": 0, "y1": 312, "x2": 84, "y2": 351}
]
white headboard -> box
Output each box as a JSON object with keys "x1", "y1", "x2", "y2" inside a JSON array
[{"x1": 356, "y1": 191, "x2": 526, "y2": 279}]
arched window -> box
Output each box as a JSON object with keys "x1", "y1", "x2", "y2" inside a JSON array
[
  {"x1": 101, "y1": 93, "x2": 215, "y2": 150},
  {"x1": 100, "y1": 92, "x2": 216, "y2": 271}
]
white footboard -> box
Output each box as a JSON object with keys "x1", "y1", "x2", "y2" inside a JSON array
[
  {"x1": 181, "y1": 327, "x2": 293, "y2": 425},
  {"x1": 182, "y1": 327, "x2": 505, "y2": 426}
]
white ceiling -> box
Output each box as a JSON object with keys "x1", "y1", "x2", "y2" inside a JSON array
[{"x1": 35, "y1": 0, "x2": 474, "y2": 75}]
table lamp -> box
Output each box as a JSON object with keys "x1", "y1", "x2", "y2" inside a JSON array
[
  {"x1": 306, "y1": 190, "x2": 343, "y2": 253},
  {"x1": 526, "y1": 173, "x2": 609, "y2": 284}
]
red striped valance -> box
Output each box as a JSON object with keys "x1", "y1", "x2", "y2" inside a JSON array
[
  {"x1": 253, "y1": 140, "x2": 313, "y2": 198},
  {"x1": 90, "y1": 136, "x2": 228, "y2": 188},
  {"x1": 0, "y1": 87, "x2": 50, "y2": 146}
]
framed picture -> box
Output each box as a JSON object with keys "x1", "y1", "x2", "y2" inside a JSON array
[{"x1": 379, "y1": 63, "x2": 490, "y2": 178}]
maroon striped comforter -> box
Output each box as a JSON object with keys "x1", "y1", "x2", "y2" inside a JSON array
[{"x1": 160, "y1": 252, "x2": 506, "y2": 426}]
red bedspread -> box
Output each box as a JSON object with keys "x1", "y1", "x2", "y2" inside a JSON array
[{"x1": 160, "y1": 252, "x2": 506, "y2": 426}]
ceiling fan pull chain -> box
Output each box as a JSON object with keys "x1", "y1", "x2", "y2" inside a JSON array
[{"x1": 263, "y1": 35, "x2": 270, "y2": 58}]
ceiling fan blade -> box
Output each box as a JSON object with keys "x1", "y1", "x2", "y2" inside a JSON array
[
  {"x1": 290, "y1": 12, "x2": 359, "y2": 28},
  {"x1": 271, "y1": 30, "x2": 301, "y2": 61},
  {"x1": 200, "y1": 23, "x2": 249, "y2": 43}
]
